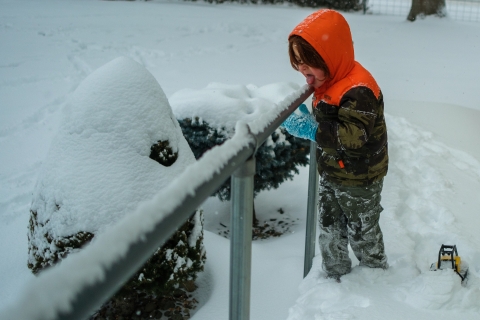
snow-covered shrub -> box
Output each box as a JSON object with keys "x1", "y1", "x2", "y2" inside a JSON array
[
  {"x1": 177, "y1": 117, "x2": 310, "y2": 201},
  {"x1": 93, "y1": 211, "x2": 206, "y2": 319},
  {"x1": 27, "y1": 57, "x2": 205, "y2": 318},
  {"x1": 171, "y1": 83, "x2": 310, "y2": 228}
]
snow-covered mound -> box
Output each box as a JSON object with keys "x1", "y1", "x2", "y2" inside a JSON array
[
  {"x1": 28, "y1": 57, "x2": 196, "y2": 271},
  {"x1": 170, "y1": 82, "x2": 302, "y2": 135}
]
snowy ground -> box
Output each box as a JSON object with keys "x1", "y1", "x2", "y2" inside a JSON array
[{"x1": 1, "y1": 0, "x2": 480, "y2": 319}]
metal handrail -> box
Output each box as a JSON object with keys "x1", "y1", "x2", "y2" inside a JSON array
[
  {"x1": 304, "y1": 140, "x2": 319, "y2": 278},
  {"x1": 0, "y1": 86, "x2": 314, "y2": 320}
]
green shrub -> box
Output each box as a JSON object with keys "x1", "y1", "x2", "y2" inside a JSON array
[
  {"x1": 177, "y1": 117, "x2": 310, "y2": 201},
  {"x1": 91, "y1": 210, "x2": 206, "y2": 320}
]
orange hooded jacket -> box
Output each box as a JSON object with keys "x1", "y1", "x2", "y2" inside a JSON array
[
  {"x1": 289, "y1": 9, "x2": 380, "y2": 107},
  {"x1": 289, "y1": 10, "x2": 388, "y2": 186}
]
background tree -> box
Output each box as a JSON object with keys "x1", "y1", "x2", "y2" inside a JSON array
[{"x1": 407, "y1": 0, "x2": 446, "y2": 21}]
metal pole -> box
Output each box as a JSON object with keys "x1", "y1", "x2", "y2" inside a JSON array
[
  {"x1": 230, "y1": 156, "x2": 255, "y2": 320},
  {"x1": 303, "y1": 141, "x2": 319, "y2": 278}
]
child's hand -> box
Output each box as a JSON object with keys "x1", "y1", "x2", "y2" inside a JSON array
[{"x1": 281, "y1": 104, "x2": 318, "y2": 141}]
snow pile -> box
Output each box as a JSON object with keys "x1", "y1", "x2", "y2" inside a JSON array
[
  {"x1": 28, "y1": 56, "x2": 197, "y2": 269},
  {"x1": 30, "y1": 56, "x2": 193, "y2": 235},
  {"x1": 170, "y1": 82, "x2": 304, "y2": 135}
]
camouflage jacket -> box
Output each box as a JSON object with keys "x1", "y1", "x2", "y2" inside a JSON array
[{"x1": 313, "y1": 86, "x2": 388, "y2": 187}]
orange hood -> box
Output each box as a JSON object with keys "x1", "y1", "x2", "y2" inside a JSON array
[{"x1": 289, "y1": 10, "x2": 380, "y2": 106}]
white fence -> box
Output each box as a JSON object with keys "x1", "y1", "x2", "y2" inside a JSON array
[{"x1": 366, "y1": 0, "x2": 480, "y2": 22}]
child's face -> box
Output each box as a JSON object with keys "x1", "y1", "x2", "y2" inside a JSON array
[{"x1": 293, "y1": 46, "x2": 327, "y2": 89}]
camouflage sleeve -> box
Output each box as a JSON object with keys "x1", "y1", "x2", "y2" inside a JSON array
[{"x1": 315, "y1": 87, "x2": 379, "y2": 150}]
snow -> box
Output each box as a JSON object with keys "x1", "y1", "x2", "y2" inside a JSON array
[
  {"x1": 1, "y1": 0, "x2": 480, "y2": 319},
  {"x1": 170, "y1": 82, "x2": 303, "y2": 135},
  {"x1": 30, "y1": 56, "x2": 192, "y2": 239}
]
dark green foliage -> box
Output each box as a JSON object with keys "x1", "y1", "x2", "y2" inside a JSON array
[
  {"x1": 28, "y1": 209, "x2": 94, "y2": 274},
  {"x1": 92, "y1": 211, "x2": 206, "y2": 319},
  {"x1": 150, "y1": 140, "x2": 178, "y2": 166},
  {"x1": 116, "y1": 212, "x2": 205, "y2": 299},
  {"x1": 178, "y1": 117, "x2": 310, "y2": 201},
  {"x1": 176, "y1": 118, "x2": 227, "y2": 166}
]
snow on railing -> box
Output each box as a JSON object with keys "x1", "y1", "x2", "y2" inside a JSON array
[{"x1": 0, "y1": 86, "x2": 314, "y2": 320}]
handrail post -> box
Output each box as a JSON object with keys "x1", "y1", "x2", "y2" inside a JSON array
[
  {"x1": 230, "y1": 156, "x2": 255, "y2": 320},
  {"x1": 303, "y1": 141, "x2": 319, "y2": 278}
]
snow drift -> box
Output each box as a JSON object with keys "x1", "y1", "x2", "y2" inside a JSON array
[{"x1": 28, "y1": 56, "x2": 197, "y2": 271}]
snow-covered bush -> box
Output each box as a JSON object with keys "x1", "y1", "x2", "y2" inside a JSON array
[
  {"x1": 27, "y1": 57, "x2": 205, "y2": 318},
  {"x1": 93, "y1": 211, "x2": 206, "y2": 319},
  {"x1": 177, "y1": 117, "x2": 310, "y2": 201},
  {"x1": 170, "y1": 83, "x2": 310, "y2": 229}
]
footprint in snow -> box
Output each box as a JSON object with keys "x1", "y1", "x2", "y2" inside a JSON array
[{"x1": 289, "y1": 278, "x2": 370, "y2": 320}]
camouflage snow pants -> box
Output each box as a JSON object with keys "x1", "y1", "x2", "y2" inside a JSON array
[{"x1": 318, "y1": 178, "x2": 388, "y2": 278}]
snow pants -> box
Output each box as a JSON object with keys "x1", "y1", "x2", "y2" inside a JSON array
[{"x1": 318, "y1": 178, "x2": 388, "y2": 278}]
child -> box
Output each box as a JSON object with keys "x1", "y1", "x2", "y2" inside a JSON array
[{"x1": 282, "y1": 9, "x2": 389, "y2": 280}]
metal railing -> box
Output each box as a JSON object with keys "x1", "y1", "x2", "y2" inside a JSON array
[
  {"x1": 0, "y1": 86, "x2": 316, "y2": 320},
  {"x1": 304, "y1": 140, "x2": 319, "y2": 278}
]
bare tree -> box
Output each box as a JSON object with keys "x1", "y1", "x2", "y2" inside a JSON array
[{"x1": 407, "y1": 0, "x2": 446, "y2": 21}]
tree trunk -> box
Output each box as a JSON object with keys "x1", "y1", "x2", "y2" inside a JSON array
[{"x1": 407, "y1": 0, "x2": 446, "y2": 21}]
